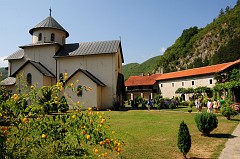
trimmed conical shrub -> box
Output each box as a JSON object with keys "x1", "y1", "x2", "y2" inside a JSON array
[
  {"x1": 195, "y1": 112, "x2": 218, "y2": 136},
  {"x1": 177, "y1": 121, "x2": 191, "y2": 159}
]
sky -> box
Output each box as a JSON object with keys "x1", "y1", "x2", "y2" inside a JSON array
[{"x1": 0, "y1": 0, "x2": 238, "y2": 67}]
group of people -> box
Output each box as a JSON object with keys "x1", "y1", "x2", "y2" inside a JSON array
[
  {"x1": 195, "y1": 98, "x2": 202, "y2": 112},
  {"x1": 195, "y1": 97, "x2": 223, "y2": 113},
  {"x1": 207, "y1": 98, "x2": 222, "y2": 113}
]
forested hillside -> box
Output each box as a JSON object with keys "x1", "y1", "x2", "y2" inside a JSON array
[
  {"x1": 123, "y1": 2, "x2": 240, "y2": 80},
  {"x1": 0, "y1": 67, "x2": 8, "y2": 81}
]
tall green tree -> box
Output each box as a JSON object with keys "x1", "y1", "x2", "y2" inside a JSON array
[{"x1": 177, "y1": 121, "x2": 191, "y2": 159}]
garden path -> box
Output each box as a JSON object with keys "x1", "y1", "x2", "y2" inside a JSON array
[{"x1": 219, "y1": 122, "x2": 240, "y2": 159}]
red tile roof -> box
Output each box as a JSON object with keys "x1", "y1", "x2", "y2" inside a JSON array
[
  {"x1": 125, "y1": 74, "x2": 161, "y2": 86},
  {"x1": 157, "y1": 59, "x2": 240, "y2": 81},
  {"x1": 125, "y1": 59, "x2": 240, "y2": 86}
]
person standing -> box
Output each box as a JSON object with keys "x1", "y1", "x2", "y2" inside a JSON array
[
  {"x1": 195, "y1": 98, "x2": 199, "y2": 111},
  {"x1": 207, "y1": 99, "x2": 212, "y2": 113},
  {"x1": 147, "y1": 99, "x2": 152, "y2": 110}
]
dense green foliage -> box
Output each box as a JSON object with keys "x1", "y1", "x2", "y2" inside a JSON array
[
  {"x1": 123, "y1": 3, "x2": 240, "y2": 79},
  {"x1": 220, "y1": 104, "x2": 238, "y2": 120},
  {"x1": 0, "y1": 68, "x2": 8, "y2": 81},
  {"x1": 195, "y1": 113, "x2": 218, "y2": 136},
  {"x1": 177, "y1": 121, "x2": 191, "y2": 159}
]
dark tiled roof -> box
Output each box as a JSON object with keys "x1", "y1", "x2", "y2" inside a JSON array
[
  {"x1": 0, "y1": 77, "x2": 16, "y2": 86},
  {"x1": 19, "y1": 42, "x2": 61, "y2": 48},
  {"x1": 66, "y1": 69, "x2": 106, "y2": 87},
  {"x1": 11, "y1": 60, "x2": 55, "y2": 78},
  {"x1": 54, "y1": 40, "x2": 121, "y2": 57},
  {"x1": 5, "y1": 49, "x2": 24, "y2": 60},
  {"x1": 29, "y1": 16, "x2": 69, "y2": 37}
]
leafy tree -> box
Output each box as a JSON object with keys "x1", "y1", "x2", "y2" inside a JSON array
[{"x1": 177, "y1": 121, "x2": 191, "y2": 159}]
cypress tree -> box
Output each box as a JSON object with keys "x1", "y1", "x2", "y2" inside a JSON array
[{"x1": 177, "y1": 121, "x2": 191, "y2": 159}]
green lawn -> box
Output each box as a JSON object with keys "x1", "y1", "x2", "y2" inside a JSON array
[{"x1": 106, "y1": 108, "x2": 240, "y2": 159}]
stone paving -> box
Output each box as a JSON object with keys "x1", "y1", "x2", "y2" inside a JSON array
[{"x1": 219, "y1": 122, "x2": 240, "y2": 159}]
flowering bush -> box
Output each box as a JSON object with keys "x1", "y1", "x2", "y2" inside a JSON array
[{"x1": 0, "y1": 73, "x2": 124, "y2": 158}]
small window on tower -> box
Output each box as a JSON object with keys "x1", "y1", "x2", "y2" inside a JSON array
[
  {"x1": 38, "y1": 33, "x2": 42, "y2": 41},
  {"x1": 51, "y1": 33, "x2": 55, "y2": 41}
]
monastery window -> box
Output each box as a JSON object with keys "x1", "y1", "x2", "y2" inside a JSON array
[
  {"x1": 38, "y1": 33, "x2": 42, "y2": 41},
  {"x1": 160, "y1": 84, "x2": 163, "y2": 87},
  {"x1": 209, "y1": 79, "x2": 213, "y2": 84},
  {"x1": 77, "y1": 85, "x2": 83, "y2": 96},
  {"x1": 192, "y1": 81, "x2": 195, "y2": 86},
  {"x1": 182, "y1": 82, "x2": 184, "y2": 86},
  {"x1": 172, "y1": 83, "x2": 174, "y2": 87},
  {"x1": 27, "y1": 73, "x2": 32, "y2": 86},
  {"x1": 51, "y1": 33, "x2": 55, "y2": 41},
  {"x1": 59, "y1": 73, "x2": 63, "y2": 82}
]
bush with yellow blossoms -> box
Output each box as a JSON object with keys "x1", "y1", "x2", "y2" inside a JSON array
[{"x1": 0, "y1": 72, "x2": 124, "y2": 158}]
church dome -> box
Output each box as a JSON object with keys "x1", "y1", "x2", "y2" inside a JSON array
[{"x1": 29, "y1": 16, "x2": 69, "y2": 38}]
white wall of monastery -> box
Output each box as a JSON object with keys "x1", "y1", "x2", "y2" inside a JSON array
[
  {"x1": 158, "y1": 74, "x2": 216, "y2": 99},
  {"x1": 23, "y1": 45, "x2": 59, "y2": 76},
  {"x1": 57, "y1": 53, "x2": 118, "y2": 108},
  {"x1": 15, "y1": 64, "x2": 44, "y2": 87},
  {"x1": 64, "y1": 71, "x2": 99, "y2": 109},
  {"x1": 10, "y1": 59, "x2": 27, "y2": 76}
]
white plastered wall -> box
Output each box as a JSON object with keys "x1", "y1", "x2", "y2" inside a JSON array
[
  {"x1": 158, "y1": 74, "x2": 216, "y2": 100},
  {"x1": 63, "y1": 71, "x2": 100, "y2": 109},
  {"x1": 57, "y1": 53, "x2": 117, "y2": 108}
]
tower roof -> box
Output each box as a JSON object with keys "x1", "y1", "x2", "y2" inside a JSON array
[{"x1": 29, "y1": 16, "x2": 69, "y2": 37}]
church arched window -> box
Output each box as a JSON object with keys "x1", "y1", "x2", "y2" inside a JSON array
[
  {"x1": 51, "y1": 33, "x2": 55, "y2": 41},
  {"x1": 77, "y1": 85, "x2": 83, "y2": 96},
  {"x1": 38, "y1": 33, "x2": 42, "y2": 41},
  {"x1": 27, "y1": 73, "x2": 32, "y2": 86}
]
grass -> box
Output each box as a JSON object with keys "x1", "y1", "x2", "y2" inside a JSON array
[{"x1": 105, "y1": 107, "x2": 240, "y2": 159}]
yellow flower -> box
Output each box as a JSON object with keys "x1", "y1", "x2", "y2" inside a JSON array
[
  {"x1": 112, "y1": 131, "x2": 115, "y2": 134},
  {"x1": 94, "y1": 148, "x2": 99, "y2": 154},
  {"x1": 41, "y1": 134, "x2": 47, "y2": 139},
  {"x1": 86, "y1": 135, "x2": 91, "y2": 140},
  {"x1": 11, "y1": 94, "x2": 19, "y2": 101},
  {"x1": 99, "y1": 141, "x2": 104, "y2": 146},
  {"x1": 90, "y1": 119, "x2": 93, "y2": 124},
  {"x1": 88, "y1": 107, "x2": 92, "y2": 111},
  {"x1": 72, "y1": 115, "x2": 77, "y2": 119},
  {"x1": 101, "y1": 119, "x2": 106, "y2": 124},
  {"x1": 77, "y1": 101, "x2": 81, "y2": 105},
  {"x1": 76, "y1": 80, "x2": 79, "y2": 83},
  {"x1": 22, "y1": 117, "x2": 28, "y2": 123}
]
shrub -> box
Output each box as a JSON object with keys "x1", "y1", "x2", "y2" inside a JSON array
[
  {"x1": 221, "y1": 104, "x2": 238, "y2": 120},
  {"x1": 188, "y1": 101, "x2": 194, "y2": 108},
  {"x1": 187, "y1": 106, "x2": 192, "y2": 113},
  {"x1": 58, "y1": 96, "x2": 69, "y2": 113},
  {"x1": 177, "y1": 121, "x2": 191, "y2": 159},
  {"x1": 195, "y1": 112, "x2": 218, "y2": 136},
  {"x1": 169, "y1": 103, "x2": 175, "y2": 109}
]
